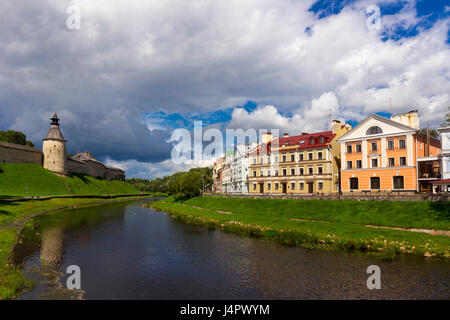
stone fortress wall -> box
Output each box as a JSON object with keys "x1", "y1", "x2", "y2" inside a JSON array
[
  {"x1": 67, "y1": 155, "x2": 125, "y2": 181},
  {"x1": 0, "y1": 113, "x2": 125, "y2": 181},
  {"x1": 0, "y1": 141, "x2": 43, "y2": 164}
]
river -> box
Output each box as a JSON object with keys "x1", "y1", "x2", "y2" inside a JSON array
[{"x1": 12, "y1": 199, "x2": 450, "y2": 300}]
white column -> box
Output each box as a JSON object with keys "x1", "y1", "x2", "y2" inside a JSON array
[
  {"x1": 362, "y1": 140, "x2": 368, "y2": 168},
  {"x1": 381, "y1": 137, "x2": 387, "y2": 168},
  {"x1": 407, "y1": 134, "x2": 414, "y2": 166}
]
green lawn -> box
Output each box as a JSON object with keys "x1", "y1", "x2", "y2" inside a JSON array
[
  {"x1": 150, "y1": 197, "x2": 450, "y2": 260},
  {"x1": 184, "y1": 196, "x2": 450, "y2": 230},
  {"x1": 0, "y1": 163, "x2": 139, "y2": 197}
]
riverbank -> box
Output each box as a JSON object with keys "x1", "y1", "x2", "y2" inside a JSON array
[
  {"x1": 150, "y1": 197, "x2": 450, "y2": 261},
  {"x1": 0, "y1": 195, "x2": 154, "y2": 299}
]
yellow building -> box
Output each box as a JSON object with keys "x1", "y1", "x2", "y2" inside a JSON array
[{"x1": 248, "y1": 121, "x2": 351, "y2": 195}]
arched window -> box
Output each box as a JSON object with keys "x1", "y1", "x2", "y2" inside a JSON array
[
  {"x1": 366, "y1": 126, "x2": 383, "y2": 135},
  {"x1": 319, "y1": 137, "x2": 324, "y2": 144},
  {"x1": 309, "y1": 138, "x2": 315, "y2": 144}
]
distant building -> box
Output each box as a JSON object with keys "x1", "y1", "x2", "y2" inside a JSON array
[
  {"x1": 338, "y1": 111, "x2": 441, "y2": 193},
  {"x1": 230, "y1": 143, "x2": 257, "y2": 194}
]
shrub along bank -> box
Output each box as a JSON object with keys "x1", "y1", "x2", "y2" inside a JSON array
[{"x1": 150, "y1": 197, "x2": 450, "y2": 261}]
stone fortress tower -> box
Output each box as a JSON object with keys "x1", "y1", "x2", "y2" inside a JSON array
[{"x1": 42, "y1": 113, "x2": 67, "y2": 175}]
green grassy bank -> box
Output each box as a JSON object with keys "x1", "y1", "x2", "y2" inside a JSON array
[
  {"x1": 150, "y1": 196, "x2": 450, "y2": 261},
  {"x1": 0, "y1": 195, "x2": 152, "y2": 299},
  {"x1": 0, "y1": 163, "x2": 140, "y2": 198}
]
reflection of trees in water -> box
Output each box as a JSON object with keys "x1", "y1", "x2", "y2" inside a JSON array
[{"x1": 40, "y1": 226, "x2": 64, "y2": 267}]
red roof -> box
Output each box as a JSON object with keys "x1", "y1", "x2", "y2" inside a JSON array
[
  {"x1": 432, "y1": 179, "x2": 450, "y2": 184},
  {"x1": 249, "y1": 131, "x2": 335, "y2": 155}
]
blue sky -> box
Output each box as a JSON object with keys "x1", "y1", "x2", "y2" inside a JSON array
[{"x1": 1, "y1": 0, "x2": 449, "y2": 179}]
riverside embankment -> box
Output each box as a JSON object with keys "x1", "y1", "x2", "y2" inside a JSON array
[{"x1": 150, "y1": 196, "x2": 450, "y2": 261}]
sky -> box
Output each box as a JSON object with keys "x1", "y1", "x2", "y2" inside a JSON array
[{"x1": 1, "y1": 0, "x2": 449, "y2": 179}]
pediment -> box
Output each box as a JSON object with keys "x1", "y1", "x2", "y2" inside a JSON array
[{"x1": 338, "y1": 114, "x2": 416, "y2": 141}]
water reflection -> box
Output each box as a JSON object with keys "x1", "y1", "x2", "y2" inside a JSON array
[{"x1": 12, "y1": 200, "x2": 450, "y2": 300}]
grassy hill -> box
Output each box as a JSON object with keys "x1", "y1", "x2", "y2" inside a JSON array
[{"x1": 0, "y1": 163, "x2": 140, "y2": 197}]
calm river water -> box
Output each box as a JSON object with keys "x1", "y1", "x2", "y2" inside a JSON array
[{"x1": 12, "y1": 199, "x2": 450, "y2": 300}]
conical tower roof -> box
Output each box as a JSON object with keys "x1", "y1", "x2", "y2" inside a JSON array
[{"x1": 43, "y1": 112, "x2": 67, "y2": 142}]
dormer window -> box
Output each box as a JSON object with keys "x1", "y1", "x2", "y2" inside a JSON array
[
  {"x1": 310, "y1": 138, "x2": 315, "y2": 144},
  {"x1": 319, "y1": 137, "x2": 324, "y2": 144},
  {"x1": 366, "y1": 126, "x2": 383, "y2": 135}
]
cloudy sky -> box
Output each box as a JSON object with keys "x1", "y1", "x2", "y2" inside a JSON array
[{"x1": 1, "y1": 0, "x2": 449, "y2": 179}]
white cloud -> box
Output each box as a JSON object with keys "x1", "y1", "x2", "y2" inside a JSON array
[{"x1": 0, "y1": 0, "x2": 449, "y2": 179}]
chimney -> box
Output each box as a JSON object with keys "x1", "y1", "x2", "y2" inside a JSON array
[
  {"x1": 390, "y1": 110, "x2": 420, "y2": 129},
  {"x1": 283, "y1": 133, "x2": 289, "y2": 137},
  {"x1": 261, "y1": 130, "x2": 273, "y2": 144},
  {"x1": 331, "y1": 120, "x2": 341, "y2": 134}
]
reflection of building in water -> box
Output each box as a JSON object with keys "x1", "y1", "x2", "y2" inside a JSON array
[{"x1": 40, "y1": 226, "x2": 64, "y2": 267}]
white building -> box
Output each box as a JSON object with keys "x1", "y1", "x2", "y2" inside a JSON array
[
  {"x1": 230, "y1": 143, "x2": 257, "y2": 194},
  {"x1": 433, "y1": 126, "x2": 450, "y2": 193}
]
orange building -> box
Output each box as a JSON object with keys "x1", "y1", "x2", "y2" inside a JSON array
[{"x1": 337, "y1": 111, "x2": 441, "y2": 193}]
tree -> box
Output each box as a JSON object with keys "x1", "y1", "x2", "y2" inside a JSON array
[
  {"x1": 179, "y1": 170, "x2": 203, "y2": 198},
  {"x1": 0, "y1": 130, "x2": 34, "y2": 146},
  {"x1": 443, "y1": 106, "x2": 450, "y2": 127}
]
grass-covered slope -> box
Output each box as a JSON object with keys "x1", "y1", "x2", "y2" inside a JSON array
[
  {"x1": 0, "y1": 163, "x2": 139, "y2": 197},
  {"x1": 184, "y1": 197, "x2": 450, "y2": 231}
]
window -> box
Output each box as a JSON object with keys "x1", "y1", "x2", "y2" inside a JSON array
[
  {"x1": 275, "y1": 170, "x2": 279, "y2": 176},
  {"x1": 283, "y1": 169, "x2": 287, "y2": 176},
  {"x1": 399, "y1": 139, "x2": 406, "y2": 149},
  {"x1": 259, "y1": 170, "x2": 263, "y2": 176},
  {"x1": 372, "y1": 159, "x2": 378, "y2": 168},
  {"x1": 310, "y1": 138, "x2": 315, "y2": 144},
  {"x1": 371, "y1": 142, "x2": 378, "y2": 152},
  {"x1": 253, "y1": 158, "x2": 256, "y2": 164},
  {"x1": 260, "y1": 158, "x2": 264, "y2": 164},
  {"x1": 366, "y1": 126, "x2": 383, "y2": 135},
  {"x1": 347, "y1": 161, "x2": 353, "y2": 169},
  {"x1": 267, "y1": 157, "x2": 270, "y2": 164},
  {"x1": 308, "y1": 167, "x2": 313, "y2": 175},
  {"x1": 356, "y1": 144, "x2": 361, "y2": 153},
  {"x1": 356, "y1": 160, "x2": 362, "y2": 168},
  {"x1": 275, "y1": 183, "x2": 279, "y2": 190},
  {"x1": 388, "y1": 140, "x2": 394, "y2": 150},
  {"x1": 267, "y1": 183, "x2": 271, "y2": 190},
  {"x1": 291, "y1": 168, "x2": 295, "y2": 176},
  {"x1": 347, "y1": 145, "x2": 352, "y2": 154},
  {"x1": 318, "y1": 152, "x2": 323, "y2": 159},
  {"x1": 291, "y1": 154, "x2": 295, "y2": 162},
  {"x1": 253, "y1": 171, "x2": 257, "y2": 177},
  {"x1": 291, "y1": 183, "x2": 295, "y2": 190},
  {"x1": 318, "y1": 167, "x2": 323, "y2": 174},
  {"x1": 308, "y1": 153, "x2": 313, "y2": 160},
  {"x1": 274, "y1": 156, "x2": 278, "y2": 163},
  {"x1": 319, "y1": 137, "x2": 324, "y2": 144},
  {"x1": 299, "y1": 168, "x2": 304, "y2": 175},
  {"x1": 253, "y1": 184, "x2": 257, "y2": 190},
  {"x1": 300, "y1": 183, "x2": 304, "y2": 190},
  {"x1": 388, "y1": 158, "x2": 395, "y2": 167},
  {"x1": 370, "y1": 177, "x2": 380, "y2": 190},
  {"x1": 350, "y1": 178, "x2": 359, "y2": 190},
  {"x1": 400, "y1": 157, "x2": 406, "y2": 166},
  {"x1": 393, "y1": 176, "x2": 404, "y2": 189},
  {"x1": 318, "y1": 182, "x2": 323, "y2": 190},
  {"x1": 267, "y1": 169, "x2": 271, "y2": 176},
  {"x1": 282, "y1": 155, "x2": 286, "y2": 162},
  {"x1": 299, "y1": 154, "x2": 304, "y2": 161}
]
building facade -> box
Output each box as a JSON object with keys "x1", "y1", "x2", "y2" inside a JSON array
[
  {"x1": 338, "y1": 111, "x2": 441, "y2": 193},
  {"x1": 230, "y1": 143, "x2": 257, "y2": 194},
  {"x1": 248, "y1": 120, "x2": 351, "y2": 195},
  {"x1": 432, "y1": 126, "x2": 450, "y2": 193}
]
